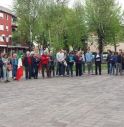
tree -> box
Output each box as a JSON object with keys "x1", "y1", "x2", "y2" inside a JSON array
[
  {"x1": 13, "y1": 0, "x2": 40, "y2": 49},
  {"x1": 85, "y1": 0, "x2": 122, "y2": 53},
  {"x1": 13, "y1": 0, "x2": 88, "y2": 51}
]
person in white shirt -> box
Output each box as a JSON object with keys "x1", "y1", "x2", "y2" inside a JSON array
[
  {"x1": 56, "y1": 49, "x2": 65, "y2": 76},
  {"x1": 82, "y1": 51, "x2": 86, "y2": 74},
  {"x1": 95, "y1": 50, "x2": 102, "y2": 75}
]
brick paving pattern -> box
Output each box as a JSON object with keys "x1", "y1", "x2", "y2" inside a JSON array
[{"x1": 0, "y1": 75, "x2": 124, "y2": 127}]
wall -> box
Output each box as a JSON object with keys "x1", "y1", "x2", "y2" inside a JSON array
[{"x1": 0, "y1": 11, "x2": 12, "y2": 45}]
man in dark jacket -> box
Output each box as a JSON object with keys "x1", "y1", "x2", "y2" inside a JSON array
[
  {"x1": 66, "y1": 51, "x2": 75, "y2": 77},
  {"x1": 33, "y1": 53, "x2": 40, "y2": 79},
  {"x1": 106, "y1": 50, "x2": 112, "y2": 74},
  {"x1": 95, "y1": 50, "x2": 102, "y2": 75},
  {"x1": 23, "y1": 51, "x2": 32, "y2": 80},
  {"x1": 116, "y1": 50, "x2": 123, "y2": 75},
  {"x1": 48, "y1": 51, "x2": 55, "y2": 77},
  {"x1": 0, "y1": 53, "x2": 4, "y2": 80},
  {"x1": 75, "y1": 51, "x2": 83, "y2": 76}
]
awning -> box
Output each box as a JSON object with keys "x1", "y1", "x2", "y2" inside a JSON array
[{"x1": 0, "y1": 45, "x2": 29, "y2": 49}]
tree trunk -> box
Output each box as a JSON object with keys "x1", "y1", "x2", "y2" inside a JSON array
[
  {"x1": 113, "y1": 37, "x2": 117, "y2": 52},
  {"x1": 97, "y1": 29, "x2": 104, "y2": 54},
  {"x1": 98, "y1": 35, "x2": 103, "y2": 54}
]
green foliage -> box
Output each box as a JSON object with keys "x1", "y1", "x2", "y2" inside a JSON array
[
  {"x1": 13, "y1": 0, "x2": 123, "y2": 52},
  {"x1": 85, "y1": 0, "x2": 122, "y2": 52}
]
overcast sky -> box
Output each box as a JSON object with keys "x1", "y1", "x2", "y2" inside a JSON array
[{"x1": 0, "y1": 0, "x2": 124, "y2": 9}]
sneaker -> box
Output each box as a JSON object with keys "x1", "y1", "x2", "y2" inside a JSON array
[{"x1": 4, "y1": 80, "x2": 10, "y2": 83}]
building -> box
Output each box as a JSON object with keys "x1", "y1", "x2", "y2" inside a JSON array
[
  {"x1": 0, "y1": 6, "x2": 28, "y2": 54},
  {"x1": 87, "y1": 34, "x2": 124, "y2": 52}
]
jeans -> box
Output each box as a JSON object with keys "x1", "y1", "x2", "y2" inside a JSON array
[
  {"x1": 109, "y1": 63, "x2": 116, "y2": 75},
  {"x1": 66, "y1": 63, "x2": 74, "y2": 76},
  {"x1": 87, "y1": 62, "x2": 93, "y2": 74},
  {"x1": 58, "y1": 62, "x2": 65, "y2": 76},
  {"x1": 34, "y1": 66, "x2": 39, "y2": 79},
  {"x1": 49, "y1": 65, "x2": 55, "y2": 77},
  {"x1": 82, "y1": 62, "x2": 85, "y2": 73},
  {"x1": 95, "y1": 62, "x2": 101, "y2": 75},
  {"x1": 12, "y1": 65, "x2": 17, "y2": 78},
  {"x1": 0, "y1": 66, "x2": 3, "y2": 79},
  {"x1": 42, "y1": 64, "x2": 49, "y2": 78},
  {"x1": 25, "y1": 65, "x2": 32, "y2": 79},
  {"x1": 56, "y1": 62, "x2": 59, "y2": 76},
  {"x1": 116, "y1": 63, "x2": 122, "y2": 75},
  {"x1": 107, "y1": 62, "x2": 110, "y2": 74},
  {"x1": 3, "y1": 66, "x2": 9, "y2": 81},
  {"x1": 76, "y1": 63, "x2": 82, "y2": 76}
]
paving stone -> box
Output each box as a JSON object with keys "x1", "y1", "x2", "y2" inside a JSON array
[{"x1": 0, "y1": 75, "x2": 124, "y2": 127}]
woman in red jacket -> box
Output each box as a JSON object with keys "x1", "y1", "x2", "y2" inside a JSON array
[{"x1": 41, "y1": 51, "x2": 49, "y2": 78}]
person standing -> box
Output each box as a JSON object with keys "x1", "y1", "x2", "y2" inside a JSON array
[
  {"x1": 56, "y1": 49, "x2": 65, "y2": 76},
  {"x1": 23, "y1": 51, "x2": 32, "y2": 80},
  {"x1": 85, "y1": 48, "x2": 93, "y2": 75},
  {"x1": 11, "y1": 53, "x2": 18, "y2": 80},
  {"x1": 66, "y1": 51, "x2": 75, "y2": 77},
  {"x1": 82, "y1": 51, "x2": 86, "y2": 74},
  {"x1": 55, "y1": 50, "x2": 60, "y2": 76},
  {"x1": 109, "y1": 52, "x2": 117, "y2": 75},
  {"x1": 30, "y1": 51, "x2": 35, "y2": 78},
  {"x1": 0, "y1": 53, "x2": 4, "y2": 81},
  {"x1": 122, "y1": 52, "x2": 124, "y2": 72},
  {"x1": 33, "y1": 53, "x2": 40, "y2": 79},
  {"x1": 41, "y1": 51, "x2": 49, "y2": 78},
  {"x1": 94, "y1": 50, "x2": 102, "y2": 75},
  {"x1": 107, "y1": 50, "x2": 112, "y2": 74},
  {"x1": 75, "y1": 51, "x2": 83, "y2": 76},
  {"x1": 116, "y1": 50, "x2": 123, "y2": 75},
  {"x1": 48, "y1": 51, "x2": 55, "y2": 77},
  {"x1": 2, "y1": 54, "x2": 11, "y2": 82}
]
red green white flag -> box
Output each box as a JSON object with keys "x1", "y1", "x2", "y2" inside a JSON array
[{"x1": 16, "y1": 57, "x2": 23, "y2": 80}]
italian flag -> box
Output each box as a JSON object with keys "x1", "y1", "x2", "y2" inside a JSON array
[{"x1": 16, "y1": 57, "x2": 23, "y2": 80}]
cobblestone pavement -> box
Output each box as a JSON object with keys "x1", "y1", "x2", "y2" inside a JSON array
[{"x1": 0, "y1": 74, "x2": 124, "y2": 127}]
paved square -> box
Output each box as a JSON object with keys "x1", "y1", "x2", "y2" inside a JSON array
[{"x1": 0, "y1": 75, "x2": 124, "y2": 127}]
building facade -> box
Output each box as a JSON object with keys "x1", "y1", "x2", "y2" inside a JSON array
[
  {"x1": 0, "y1": 6, "x2": 28, "y2": 54},
  {"x1": 0, "y1": 6, "x2": 15, "y2": 47}
]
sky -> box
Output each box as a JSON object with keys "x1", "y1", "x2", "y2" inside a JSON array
[{"x1": 0, "y1": 0, "x2": 124, "y2": 10}]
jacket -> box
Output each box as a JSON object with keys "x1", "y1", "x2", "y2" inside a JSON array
[{"x1": 41, "y1": 54, "x2": 49, "y2": 65}]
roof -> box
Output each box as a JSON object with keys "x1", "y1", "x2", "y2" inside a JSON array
[{"x1": 0, "y1": 6, "x2": 16, "y2": 17}]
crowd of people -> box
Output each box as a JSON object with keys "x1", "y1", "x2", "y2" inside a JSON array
[{"x1": 0, "y1": 48, "x2": 124, "y2": 83}]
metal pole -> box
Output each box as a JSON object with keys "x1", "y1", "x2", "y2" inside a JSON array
[{"x1": 48, "y1": 29, "x2": 51, "y2": 48}]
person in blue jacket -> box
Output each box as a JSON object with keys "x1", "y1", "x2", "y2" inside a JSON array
[
  {"x1": 11, "y1": 53, "x2": 18, "y2": 80},
  {"x1": 85, "y1": 48, "x2": 93, "y2": 75},
  {"x1": 109, "y1": 52, "x2": 117, "y2": 75},
  {"x1": 66, "y1": 51, "x2": 75, "y2": 77}
]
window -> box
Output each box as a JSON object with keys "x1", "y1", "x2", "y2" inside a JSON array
[
  {"x1": 0, "y1": 13, "x2": 4, "y2": 18},
  {"x1": 6, "y1": 26, "x2": 9, "y2": 31},
  {"x1": 6, "y1": 14, "x2": 9, "y2": 20},
  {"x1": 6, "y1": 37, "x2": 9, "y2": 42},
  {"x1": 0, "y1": 25, "x2": 4, "y2": 31},
  {"x1": 0, "y1": 36, "x2": 4, "y2": 42}
]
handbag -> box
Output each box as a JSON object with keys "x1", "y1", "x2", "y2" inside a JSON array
[{"x1": 64, "y1": 61, "x2": 67, "y2": 67}]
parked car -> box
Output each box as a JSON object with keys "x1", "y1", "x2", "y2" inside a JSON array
[{"x1": 102, "y1": 52, "x2": 108, "y2": 63}]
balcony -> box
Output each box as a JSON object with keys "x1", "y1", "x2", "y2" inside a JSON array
[{"x1": 12, "y1": 22, "x2": 18, "y2": 28}]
